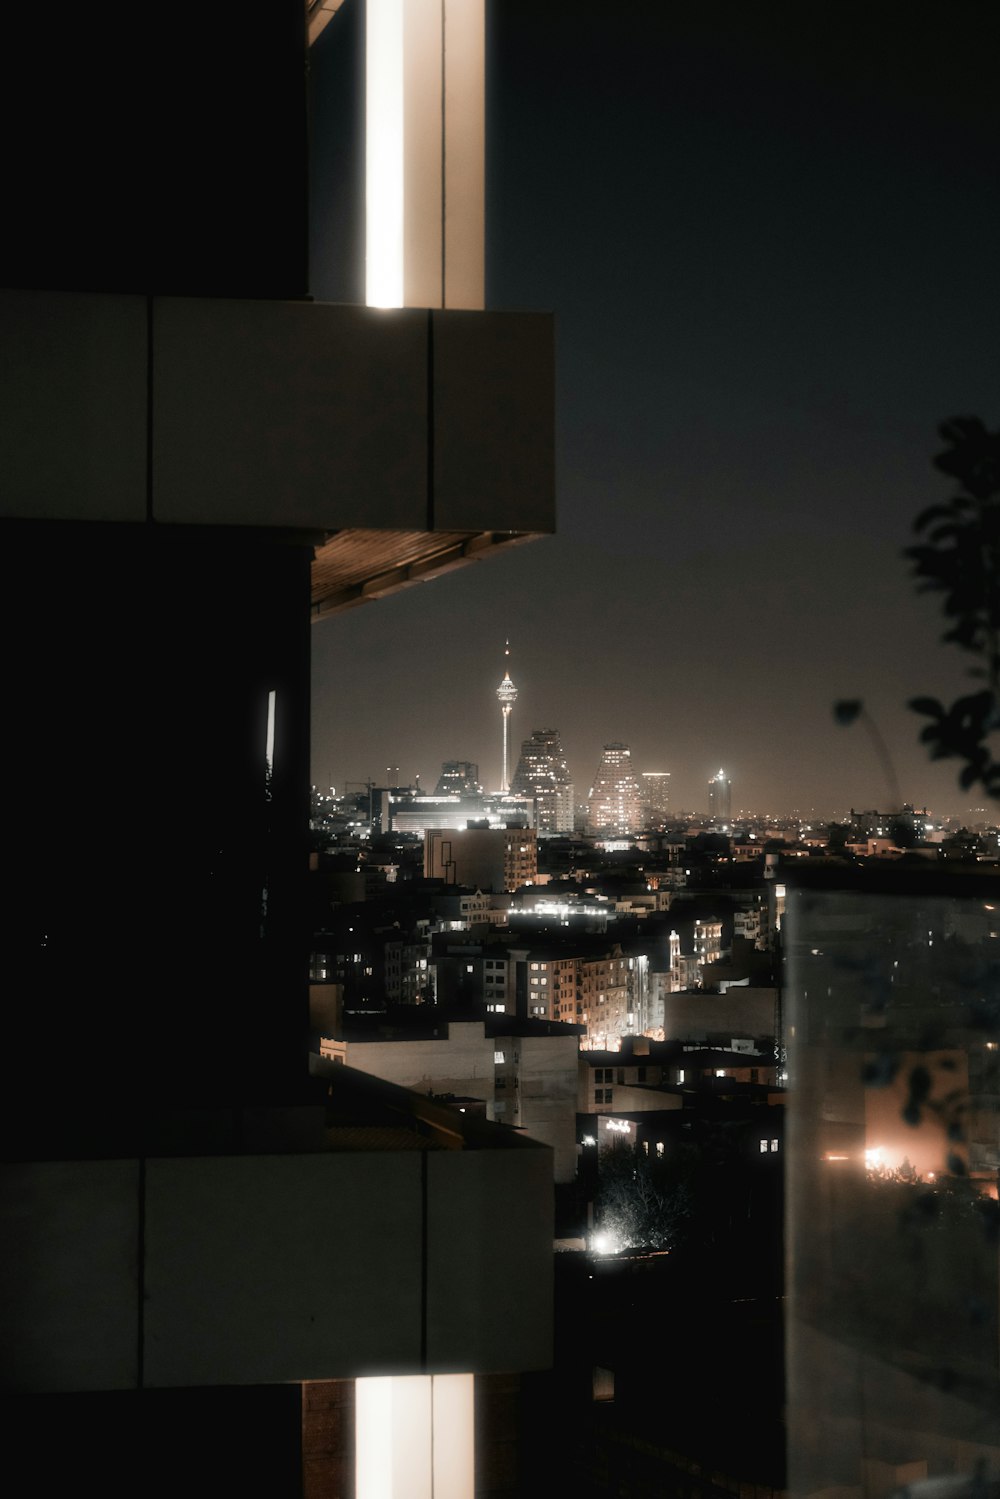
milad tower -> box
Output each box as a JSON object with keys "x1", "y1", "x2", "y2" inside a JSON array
[{"x1": 496, "y1": 640, "x2": 518, "y2": 792}]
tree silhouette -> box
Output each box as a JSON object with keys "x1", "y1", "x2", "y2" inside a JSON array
[{"x1": 905, "y1": 417, "x2": 1000, "y2": 799}]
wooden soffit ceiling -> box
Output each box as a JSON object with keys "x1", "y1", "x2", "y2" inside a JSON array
[{"x1": 311, "y1": 527, "x2": 539, "y2": 621}]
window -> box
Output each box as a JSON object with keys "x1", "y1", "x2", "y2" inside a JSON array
[
  {"x1": 637, "y1": 1067, "x2": 647, "y2": 1082},
  {"x1": 759, "y1": 1139, "x2": 768, "y2": 1153},
  {"x1": 642, "y1": 1140, "x2": 649, "y2": 1155},
  {"x1": 678, "y1": 1069, "x2": 685, "y2": 1083},
  {"x1": 494, "y1": 1050, "x2": 505, "y2": 1064},
  {"x1": 466, "y1": 964, "x2": 474, "y2": 974},
  {"x1": 770, "y1": 1139, "x2": 779, "y2": 1152},
  {"x1": 530, "y1": 962, "x2": 539, "y2": 971},
  {"x1": 656, "y1": 1142, "x2": 664, "y2": 1158}
]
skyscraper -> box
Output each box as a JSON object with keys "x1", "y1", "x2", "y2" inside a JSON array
[
  {"x1": 709, "y1": 767, "x2": 733, "y2": 826},
  {"x1": 510, "y1": 728, "x2": 575, "y2": 833},
  {"x1": 640, "y1": 770, "x2": 671, "y2": 828},
  {"x1": 434, "y1": 761, "x2": 482, "y2": 796},
  {"x1": 496, "y1": 640, "x2": 518, "y2": 793},
  {"x1": 588, "y1": 742, "x2": 644, "y2": 836}
]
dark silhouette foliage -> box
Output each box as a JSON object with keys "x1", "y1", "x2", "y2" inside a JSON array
[{"x1": 904, "y1": 418, "x2": 1000, "y2": 799}]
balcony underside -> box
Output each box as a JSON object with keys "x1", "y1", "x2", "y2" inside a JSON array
[{"x1": 311, "y1": 526, "x2": 538, "y2": 619}]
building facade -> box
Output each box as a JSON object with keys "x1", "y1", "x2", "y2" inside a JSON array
[
  {"x1": 425, "y1": 826, "x2": 538, "y2": 892},
  {"x1": 709, "y1": 768, "x2": 733, "y2": 826},
  {"x1": 1, "y1": 3, "x2": 554, "y2": 1494},
  {"x1": 510, "y1": 727, "x2": 575, "y2": 833},
  {"x1": 588, "y1": 742, "x2": 644, "y2": 836}
]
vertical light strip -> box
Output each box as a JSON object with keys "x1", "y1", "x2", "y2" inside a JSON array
[
  {"x1": 356, "y1": 1377, "x2": 395, "y2": 1499},
  {"x1": 265, "y1": 689, "x2": 276, "y2": 782},
  {"x1": 355, "y1": 1374, "x2": 474, "y2": 1499},
  {"x1": 432, "y1": 1374, "x2": 475, "y2": 1499},
  {"x1": 366, "y1": 0, "x2": 405, "y2": 307},
  {"x1": 442, "y1": 0, "x2": 484, "y2": 308}
]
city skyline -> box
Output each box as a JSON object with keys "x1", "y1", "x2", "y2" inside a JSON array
[
  {"x1": 311, "y1": 1, "x2": 1000, "y2": 823},
  {"x1": 310, "y1": 634, "x2": 963, "y2": 822}
]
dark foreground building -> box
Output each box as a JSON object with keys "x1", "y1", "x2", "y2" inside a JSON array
[{"x1": 0, "y1": 4, "x2": 554, "y2": 1495}]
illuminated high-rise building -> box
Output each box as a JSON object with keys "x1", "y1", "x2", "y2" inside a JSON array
[
  {"x1": 510, "y1": 728, "x2": 574, "y2": 833},
  {"x1": 708, "y1": 767, "x2": 732, "y2": 826},
  {"x1": 588, "y1": 742, "x2": 643, "y2": 836},
  {"x1": 434, "y1": 760, "x2": 482, "y2": 796},
  {"x1": 640, "y1": 771, "x2": 671, "y2": 828},
  {"x1": 496, "y1": 639, "x2": 518, "y2": 793}
]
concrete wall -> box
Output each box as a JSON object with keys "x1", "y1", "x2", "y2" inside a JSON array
[
  {"x1": 344, "y1": 1022, "x2": 495, "y2": 1105},
  {"x1": 0, "y1": 291, "x2": 555, "y2": 536},
  {"x1": 1, "y1": 1143, "x2": 553, "y2": 1393},
  {"x1": 516, "y1": 1034, "x2": 581, "y2": 1183},
  {"x1": 343, "y1": 1022, "x2": 579, "y2": 1182},
  {"x1": 600, "y1": 1084, "x2": 683, "y2": 1115},
  {"x1": 661, "y1": 987, "x2": 777, "y2": 1043}
]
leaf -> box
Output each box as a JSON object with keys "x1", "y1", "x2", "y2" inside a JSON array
[
  {"x1": 862, "y1": 1054, "x2": 900, "y2": 1088},
  {"x1": 927, "y1": 523, "x2": 962, "y2": 544},
  {"x1": 912, "y1": 504, "x2": 956, "y2": 533},
  {"x1": 909, "y1": 697, "x2": 943, "y2": 718},
  {"x1": 908, "y1": 1065, "x2": 932, "y2": 1102}
]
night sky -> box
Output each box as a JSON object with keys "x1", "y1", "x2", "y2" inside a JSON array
[{"x1": 310, "y1": 1, "x2": 1000, "y2": 820}]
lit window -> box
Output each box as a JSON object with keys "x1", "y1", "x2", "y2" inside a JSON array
[
  {"x1": 678, "y1": 1069, "x2": 685, "y2": 1083},
  {"x1": 494, "y1": 1050, "x2": 505, "y2": 1064},
  {"x1": 530, "y1": 963, "x2": 539, "y2": 970},
  {"x1": 656, "y1": 1142, "x2": 664, "y2": 1158},
  {"x1": 716, "y1": 1069, "x2": 726, "y2": 1078},
  {"x1": 770, "y1": 1139, "x2": 779, "y2": 1152},
  {"x1": 759, "y1": 1139, "x2": 768, "y2": 1153},
  {"x1": 466, "y1": 964, "x2": 474, "y2": 974}
]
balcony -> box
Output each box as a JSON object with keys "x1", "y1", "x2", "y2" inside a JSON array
[
  {"x1": 2, "y1": 1064, "x2": 552, "y2": 1393},
  {"x1": 0, "y1": 289, "x2": 554, "y2": 617}
]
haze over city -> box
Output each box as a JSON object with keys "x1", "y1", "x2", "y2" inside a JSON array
[{"x1": 311, "y1": 0, "x2": 1000, "y2": 821}]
